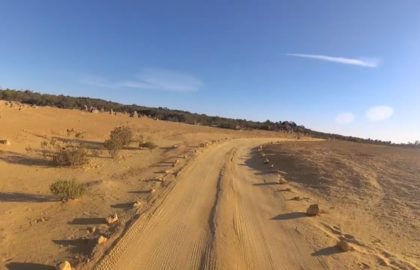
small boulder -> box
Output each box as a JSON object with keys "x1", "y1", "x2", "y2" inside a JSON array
[
  {"x1": 97, "y1": 235, "x2": 108, "y2": 245},
  {"x1": 0, "y1": 139, "x2": 11, "y2": 145},
  {"x1": 88, "y1": 226, "x2": 96, "y2": 234},
  {"x1": 105, "y1": 213, "x2": 119, "y2": 225},
  {"x1": 306, "y1": 204, "x2": 319, "y2": 216},
  {"x1": 278, "y1": 177, "x2": 287, "y2": 184},
  {"x1": 150, "y1": 188, "x2": 156, "y2": 193},
  {"x1": 130, "y1": 111, "x2": 138, "y2": 118},
  {"x1": 56, "y1": 261, "x2": 72, "y2": 270},
  {"x1": 263, "y1": 158, "x2": 270, "y2": 164},
  {"x1": 336, "y1": 239, "x2": 354, "y2": 251},
  {"x1": 133, "y1": 201, "x2": 142, "y2": 208}
]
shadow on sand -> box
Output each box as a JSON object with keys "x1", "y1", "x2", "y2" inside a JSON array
[
  {"x1": 253, "y1": 182, "x2": 279, "y2": 186},
  {"x1": 5, "y1": 262, "x2": 55, "y2": 270},
  {"x1": 271, "y1": 212, "x2": 307, "y2": 221},
  {"x1": 0, "y1": 150, "x2": 51, "y2": 167},
  {"x1": 53, "y1": 238, "x2": 95, "y2": 255},
  {"x1": 68, "y1": 217, "x2": 106, "y2": 225},
  {"x1": 128, "y1": 190, "x2": 153, "y2": 194},
  {"x1": 244, "y1": 145, "x2": 325, "y2": 190},
  {"x1": 111, "y1": 202, "x2": 134, "y2": 209},
  {"x1": 0, "y1": 192, "x2": 57, "y2": 203},
  {"x1": 311, "y1": 246, "x2": 344, "y2": 256}
]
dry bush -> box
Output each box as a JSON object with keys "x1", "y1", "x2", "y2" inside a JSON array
[
  {"x1": 66, "y1": 128, "x2": 85, "y2": 139},
  {"x1": 109, "y1": 126, "x2": 133, "y2": 146},
  {"x1": 40, "y1": 138, "x2": 90, "y2": 166},
  {"x1": 53, "y1": 145, "x2": 89, "y2": 166},
  {"x1": 104, "y1": 126, "x2": 133, "y2": 158},
  {"x1": 50, "y1": 179, "x2": 86, "y2": 200},
  {"x1": 104, "y1": 138, "x2": 122, "y2": 158}
]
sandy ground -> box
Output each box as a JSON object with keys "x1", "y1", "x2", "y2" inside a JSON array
[
  {"x1": 263, "y1": 141, "x2": 420, "y2": 270},
  {"x1": 93, "y1": 139, "x2": 420, "y2": 270},
  {"x1": 1, "y1": 101, "x2": 418, "y2": 270},
  {"x1": 0, "y1": 101, "x2": 291, "y2": 269},
  {"x1": 93, "y1": 138, "x2": 332, "y2": 270}
]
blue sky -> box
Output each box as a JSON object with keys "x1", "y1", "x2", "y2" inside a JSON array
[{"x1": 1, "y1": 1, "x2": 419, "y2": 143}]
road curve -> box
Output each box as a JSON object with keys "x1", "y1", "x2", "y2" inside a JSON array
[{"x1": 95, "y1": 139, "x2": 329, "y2": 270}]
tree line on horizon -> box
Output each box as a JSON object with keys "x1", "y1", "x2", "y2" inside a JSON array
[{"x1": 0, "y1": 89, "x2": 417, "y2": 148}]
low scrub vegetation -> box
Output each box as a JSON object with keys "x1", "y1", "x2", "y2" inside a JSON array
[
  {"x1": 50, "y1": 179, "x2": 86, "y2": 200},
  {"x1": 53, "y1": 145, "x2": 89, "y2": 166},
  {"x1": 104, "y1": 126, "x2": 133, "y2": 158},
  {"x1": 41, "y1": 138, "x2": 90, "y2": 166}
]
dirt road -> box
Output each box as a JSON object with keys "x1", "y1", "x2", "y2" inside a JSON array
[{"x1": 94, "y1": 139, "x2": 333, "y2": 270}]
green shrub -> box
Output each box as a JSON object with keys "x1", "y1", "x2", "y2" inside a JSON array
[
  {"x1": 50, "y1": 179, "x2": 86, "y2": 200},
  {"x1": 139, "y1": 141, "x2": 157, "y2": 149}
]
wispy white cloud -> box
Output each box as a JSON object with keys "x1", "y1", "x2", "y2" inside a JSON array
[
  {"x1": 366, "y1": 105, "x2": 394, "y2": 121},
  {"x1": 286, "y1": 53, "x2": 380, "y2": 68},
  {"x1": 81, "y1": 68, "x2": 203, "y2": 92},
  {"x1": 335, "y1": 112, "x2": 355, "y2": 124}
]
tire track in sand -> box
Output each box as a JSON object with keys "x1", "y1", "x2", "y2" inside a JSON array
[
  {"x1": 94, "y1": 139, "x2": 331, "y2": 270},
  {"x1": 94, "y1": 141, "x2": 236, "y2": 270}
]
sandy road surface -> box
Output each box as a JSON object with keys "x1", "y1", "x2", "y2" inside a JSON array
[{"x1": 94, "y1": 139, "x2": 331, "y2": 270}]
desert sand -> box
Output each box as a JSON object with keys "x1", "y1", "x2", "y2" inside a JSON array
[{"x1": 1, "y1": 101, "x2": 419, "y2": 270}]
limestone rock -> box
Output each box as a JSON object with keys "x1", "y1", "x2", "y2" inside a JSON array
[
  {"x1": 88, "y1": 226, "x2": 96, "y2": 234},
  {"x1": 133, "y1": 201, "x2": 142, "y2": 208},
  {"x1": 97, "y1": 235, "x2": 108, "y2": 245},
  {"x1": 106, "y1": 213, "x2": 118, "y2": 225},
  {"x1": 278, "y1": 176, "x2": 287, "y2": 184},
  {"x1": 56, "y1": 260, "x2": 72, "y2": 270},
  {"x1": 0, "y1": 139, "x2": 11, "y2": 145},
  {"x1": 306, "y1": 204, "x2": 319, "y2": 216},
  {"x1": 337, "y1": 239, "x2": 354, "y2": 251},
  {"x1": 130, "y1": 111, "x2": 138, "y2": 118}
]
